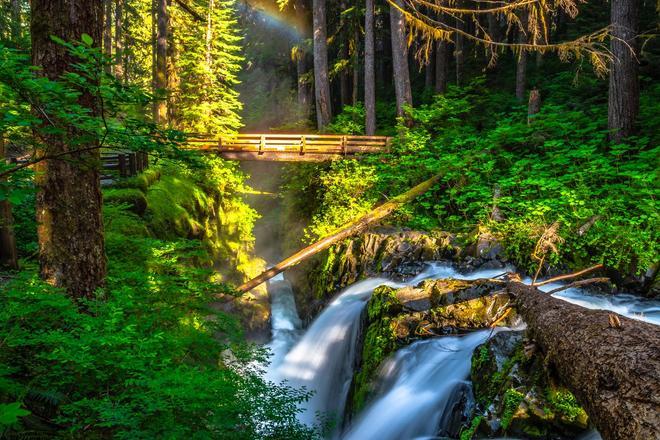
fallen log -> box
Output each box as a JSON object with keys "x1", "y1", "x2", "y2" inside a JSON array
[
  {"x1": 234, "y1": 174, "x2": 442, "y2": 294},
  {"x1": 508, "y1": 281, "x2": 660, "y2": 440}
]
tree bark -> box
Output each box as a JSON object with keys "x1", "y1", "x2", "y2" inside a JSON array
[
  {"x1": 31, "y1": 0, "x2": 106, "y2": 298},
  {"x1": 389, "y1": 0, "x2": 413, "y2": 119},
  {"x1": 0, "y1": 137, "x2": 18, "y2": 270},
  {"x1": 236, "y1": 174, "x2": 441, "y2": 293},
  {"x1": 352, "y1": 26, "x2": 360, "y2": 106},
  {"x1": 10, "y1": 0, "x2": 21, "y2": 44},
  {"x1": 103, "y1": 0, "x2": 112, "y2": 74},
  {"x1": 515, "y1": 12, "x2": 528, "y2": 102},
  {"x1": 364, "y1": 0, "x2": 376, "y2": 135},
  {"x1": 435, "y1": 39, "x2": 447, "y2": 94},
  {"x1": 114, "y1": 0, "x2": 124, "y2": 81},
  {"x1": 339, "y1": 0, "x2": 351, "y2": 109},
  {"x1": 313, "y1": 0, "x2": 332, "y2": 129},
  {"x1": 294, "y1": 0, "x2": 311, "y2": 118},
  {"x1": 508, "y1": 282, "x2": 660, "y2": 440},
  {"x1": 424, "y1": 47, "x2": 434, "y2": 91},
  {"x1": 608, "y1": 0, "x2": 640, "y2": 142},
  {"x1": 155, "y1": 0, "x2": 168, "y2": 124},
  {"x1": 455, "y1": 14, "x2": 465, "y2": 86},
  {"x1": 527, "y1": 88, "x2": 541, "y2": 124}
]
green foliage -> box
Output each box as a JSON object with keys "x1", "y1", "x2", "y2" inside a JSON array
[
  {"x1": 1, "y1": 163, "x2": 316, "y2": 438},
  {"x1": 501, "y1": 389, "x2": 525, "y2": 431},
  {"x1": 325, "y1": 104, "x2": 365, "y2": 135},
  {"x1": 104, "y1": 188, "x2": 148, "y2": 215},
  {"x1": 287, "y1": 77, "x2": 660, "y2": 276},
  {"x1": 459, "y1": 415, "x2": 483, "y2": 440},
  {"x1": 170, "y1": 0, "x2": 244, "y2": 134},
  {"x1": 546, "y1": 388, "x2": 587, "y2": 423}
]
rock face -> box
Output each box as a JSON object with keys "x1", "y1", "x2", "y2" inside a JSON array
[
  {"x1": 286, "y1": 228, "x2": 460, "y2": 320},
  {"x1": 466, "y1": 330, "x2": 591, "y2": 440},
  {"x1": 347, "y1": 278, "x2": 517, "y2": 418}
]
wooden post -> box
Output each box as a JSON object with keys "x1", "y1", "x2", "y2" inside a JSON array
[
  {"x1": 341, "y1": 135, "x2": 347, "y2": 155},
  {"x1": 118, "y1": 154, "x2": 127, "y2": 177},
  {"x1": 300, "y1": 135, "x2": 306, "y2": 155},
  {"x1": 0, "y1": 136, "x2": 19, "y2": 270},
  {"x1": 234, "y1": 173, "x2": 442, "y2": 293},
  {"x1": 259, "y1": 135, "x2": 265, "y2": 155},
  {"x1": 128, "y1": 153, "x2": 137, "y2": 176}
]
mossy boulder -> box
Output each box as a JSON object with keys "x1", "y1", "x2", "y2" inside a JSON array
[
  {"x1": 465, "y1": 331, "x2": 590, "y2": 439},
  {"x1": 104, "y1": 188, "x2": 148, "y2": 215},
  {"x1": 348, "y1": 278, "x2": 515, "y2": 418}
]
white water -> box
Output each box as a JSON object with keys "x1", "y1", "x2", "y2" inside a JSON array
[
  {"x1": 342, "y1": 331, "x2": 496, "y2": 440},
  {"x1": 264, "y1": 262, "x2": 660, "y2": 437}
]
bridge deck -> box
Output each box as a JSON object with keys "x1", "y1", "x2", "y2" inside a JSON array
[{"x1": 187, "y1": 134, "x2": 392, "y2": 161}]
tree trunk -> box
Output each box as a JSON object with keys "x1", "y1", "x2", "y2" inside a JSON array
[
  {"x1": 236, "y1": 174, "x2": 441, "y2": 293},
  {"x1": 455, "y1": 13, "x2": 465, "y2": 86},
  {"x1": 155, "y1": 0, "x2": 168, "y2": 124},
  {"x1": 339, "y1": 0, "x2": 351, "y2": 109},
  {"x1": 508, "y1": 281, "x2": 660, "y2": 440},
  {"x1": 424, "y1": 48, "x2": 434, "y2": 91},
  {"x1": 10, "y1": 0, "x2": 21, "y2": 44},
  {"x1": 0, "y1": 137, "x2": 18, "y2": 270},
  {"x1": 296, "y1": 49, "x2": 311, "y2": 117},
  {"x1": 515, "y1": 14, "x2": 528, "y2": 102},
  {"x1": 114, "y1": 0, "x2": 124, "y2": 81},
  {"x1": 527, "y1": 88, "x2": 541, "y2": 124},
  {"x1": 352, "y1": 26, "x2": 360, "y2": 106},
  {"x1": 435, "y1": 39, "x2": 447, "y2": 94},
  {"x1": 364, "y1": 0, "x2": 376, "y2": 135},
  {"x1": 103, "y1": 0, "x2": 112, "y2": 74},
  {"x1": 31, "y1": 0, "x2": 106, "y2": 298},
  {"x1": 389, "y1": 0, "x2": 413, "y2": 119},
  {"x1": 608, "y1": 0, "x2": 640, "y2": 142},
  {"x1": 313, "y1": 0, "x2": 332, "y2": 129}
]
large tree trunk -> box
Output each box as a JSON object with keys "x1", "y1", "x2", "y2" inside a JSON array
[
  {"x1": 515, "y1": 13, "x2": 528, "y2": 101},
  {"x1": 608, "y1": 0, "x2": 640, "y2": 142},
  {"x1": 10, "y1": 0, "x2": 21, "y2": 44},
  {"x1": 294, "y1": 0, "x2": 311, "y2": 118},
  {"x1": 424, "y1": 48, "x2": 434, "y2": 91},
  {"x1": 312, "y1": 0, "x2": 332, "y2": 129},
  {"x1": 0, "y1": 137, "x2": 18, "y2": 270},
  {"x1": 352, "y1": 26, "x2": 359, "y2": 106},
  {"x1": 509, "y1": 282, "x2": 660, "y2": 440},
  {"x1": 103, "y1": 0, "x2": 112, "y2": 74},
  {"x1": 31, "y1": 0, "x2": 106, "y2": 298},
  {"x1": 154, "y1": 0, "x2": 168, "y2": 124},
  {"x1": 454, "y1": 14, "x2": 465, "y2": 86},
  {"x1": 435, "y1": 39, "x2": 447, "y2": 94},
  {"x1": 364, "y1": 0, "x2": 376, "y2": 135},
  {"x1": 114, "y1": 0, "x2": 124, "y2": 81},
  {"x1": 389, "y1": 0, "x2": 413, "y2": 119},
  {"x1": 339, "y1": 0, "x2": 351, "y2": 109}
]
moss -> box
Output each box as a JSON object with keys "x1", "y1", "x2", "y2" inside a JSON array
[
  {"x1": 472, "y1": 345, "x2": 490, "y2": 371},
  {"x1": 104, "y1": 188, "x2": 148, "y2": 215},
  {"x1": 113, "y1": 168, "x2": 162, "y2": 192},
  {"x1": 459, "y1": 415, "x2": 483, "y2": 440},
  {"x1": 501, "y1": 388, "x2": 525, "y2": 431},
  {"x1": 546, "y1": 387, "x2": 589, "y2": 427},
  {"x1": 350, "y1": 286, "x2": 402, "y2": 413}
]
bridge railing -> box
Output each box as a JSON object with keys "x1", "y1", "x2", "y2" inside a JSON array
[{"x1": 186, "y1": 134, "x2": 391, "y2": 160}]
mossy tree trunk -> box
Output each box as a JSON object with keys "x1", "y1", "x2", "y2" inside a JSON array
[
  {"x1": 31, "y1": 0, "x2": 107, "y2": 298},
  {"x1": 509, "y1": 282, "x2": 660, "y2": 440}
]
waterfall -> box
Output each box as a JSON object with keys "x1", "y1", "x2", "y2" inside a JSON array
[
  {"x1": 342, "y1": 331, "x2": 495, "y2": 440},
  {"x1": 263, "y1": 262, "x2": 660, "y2": 437}
]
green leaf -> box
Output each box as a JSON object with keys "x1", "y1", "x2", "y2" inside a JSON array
[
  {"x1": 0, "y1": 402, "x2": 31, "y2": 426},
  {"x1": 81, "y1": 33, "x2": 94, "y2": 47}
]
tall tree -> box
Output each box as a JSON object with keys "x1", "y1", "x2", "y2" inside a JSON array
[
  {"x1": 454, "y1": 13, "x2": 465, "y2": 85},
  {"x1": 515, "y1": 14, "x2": 528, "y2": 102},
  {"x1": 364, "y1": 0, "x2": 376, "y2": 134},
  {"x1": 435, "y1": 39, "x2": 447, "y2": 94},
  {"x1": 313, "y1": 0, "x2": 332, "y2": 129},
  {"x1": 114, "y1": 0, "x2": 124, "y2": 81},
  {"x1": 0, "y1": 137, "x2": 18, "y2": 270},
  {"x1": 103, "y1": 0, "x2": 112, "y2": 74},
  {"x1": 390, "y1": 0, "x2": 412, "y2": 118},
  {"x1": 294, "y1": 0, "x2": 311, "y2": 117},
  {"x1": 155, "y1": 0, "x2": 169, "y2": 123},
  {"x1": 30, "y1": 0, "x2": 106, "y2": 298},
  {"x1": 608, "y1": 0, "x2": 640, "y2": 142},
  {"x1": 339, "y1": 0, "x2": 351, "y2": 108}
]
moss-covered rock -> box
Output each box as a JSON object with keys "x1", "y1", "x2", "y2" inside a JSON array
[
  {"x1": 465, "y1": 331, "x2": 591, "y2": 439},
  {"x1": 104, "y1": 188, "x2": 148, "y2": 215}
]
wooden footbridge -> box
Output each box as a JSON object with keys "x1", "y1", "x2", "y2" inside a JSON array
[{"x1": 186, "y1": 133, "x2": 392, "y2": 161}]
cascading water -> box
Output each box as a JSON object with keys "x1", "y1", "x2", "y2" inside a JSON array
[
  {"x1": 341, "y1": 331, "x2": 496, "y2": 440},
  {"x1": 264, "y1": 261, "x2": 660, "y2": 438}
]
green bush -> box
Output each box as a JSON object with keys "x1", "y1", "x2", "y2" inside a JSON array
[{"x1": 104, "y1": 188, "x2": 148, "y2": 215}]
